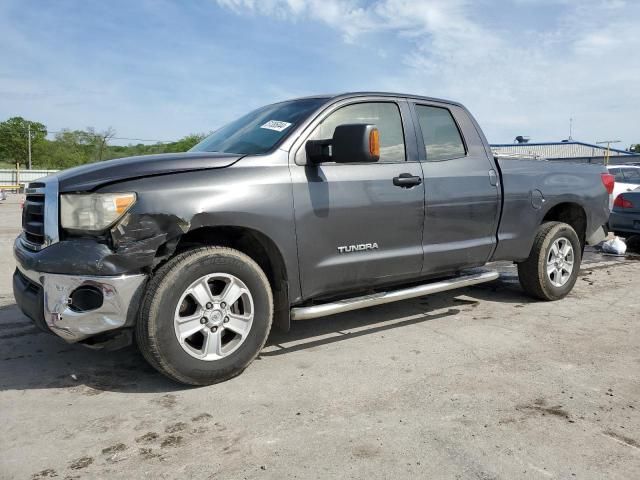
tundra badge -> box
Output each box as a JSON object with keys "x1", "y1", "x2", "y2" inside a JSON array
[{"x1": 337, "y1": 243, "x2": 379, "y2": 254}]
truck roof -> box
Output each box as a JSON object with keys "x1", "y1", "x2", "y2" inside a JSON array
[{"x1": 280, "y1": 92, "x2": 464, "y2": 108}]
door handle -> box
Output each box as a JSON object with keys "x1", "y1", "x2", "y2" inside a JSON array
[
  {"x1": 393, "y1": 173, "x2": 422, "y2": 188},
  {"x1": 488, "y1": 169, "x2": 498, "y2": 186}
]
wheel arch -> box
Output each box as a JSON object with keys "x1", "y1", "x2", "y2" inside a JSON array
[
  {"x1": 541, "y1": 202, "x2": 587, "y2": 248},
  {"x1": 169, "y1": 225, "x2": 291, "y2": 331}
]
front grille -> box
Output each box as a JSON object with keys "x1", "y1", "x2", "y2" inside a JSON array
[
  {"x1": 20, "y1": 180, "x2": 59, "y2": 250},
  {"x1": 22, "y1": 183, "x2": 46, "y2": 247}
]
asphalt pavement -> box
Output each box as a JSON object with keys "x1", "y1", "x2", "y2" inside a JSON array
[{"x1": 1, "y1": 194, "x2": 639, "y2": 480}]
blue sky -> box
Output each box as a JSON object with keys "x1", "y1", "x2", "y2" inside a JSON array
[{"x1": 1, "y1": 0, "x2": 638, "y2": 147}]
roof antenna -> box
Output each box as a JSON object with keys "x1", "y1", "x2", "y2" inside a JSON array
[{"x1": 568, "y1": 117, "x2": 573, "y2": 141}]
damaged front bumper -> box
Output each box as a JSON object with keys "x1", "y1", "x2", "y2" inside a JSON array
[{"x1": 13, "y1": 264, "x2": 147, "y2": 343}]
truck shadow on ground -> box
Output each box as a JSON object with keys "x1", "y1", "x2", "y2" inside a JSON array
[
  {"x1": 264, "y1": 273, "x2": 531, "y2": 356},
  {"x1": 0, "y1": 275, "x2": 530, "y2": 394}
]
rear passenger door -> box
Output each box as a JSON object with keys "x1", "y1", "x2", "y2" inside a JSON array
[
  {"x1": 622, "y1": 168, "x2": 640, "y2": 191},
  {"x1": 610, "y1": 168, "x2": 630, "y2": 200},
  {"x1": 410, "y1": 102, "x2": 500, "y2": 275}
]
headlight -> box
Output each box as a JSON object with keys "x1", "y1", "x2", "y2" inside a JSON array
[{"x1": 60, "y1": 193, "x2": 136, "y2": 231}]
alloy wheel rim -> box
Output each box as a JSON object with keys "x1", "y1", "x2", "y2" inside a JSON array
[
  {"x1": 546, "y1": 237, "x2": 574, "y2": 287},
  {"x1": 173, "y1": 273, "x2": 254, "y2": 361}
]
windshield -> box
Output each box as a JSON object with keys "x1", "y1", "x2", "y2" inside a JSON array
[{"x1": 190, "y1": 98, "x2": 328, "y2": 155}]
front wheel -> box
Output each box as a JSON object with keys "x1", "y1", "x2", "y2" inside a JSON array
[
  {"x1": 517, "y1": 222, "x2": 582, "y2": 301},
  {"x1": 136, "y1": 247, "x2": 273, "y2": 385}
]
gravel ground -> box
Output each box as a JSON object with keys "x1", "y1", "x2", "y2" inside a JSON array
[{"x1": 0, "y1": 194, "x2": 639, "y2": 480}]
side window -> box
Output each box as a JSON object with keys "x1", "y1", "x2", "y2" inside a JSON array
[
  {"x1": 304, "y1": 102, "x2": 406, "y2": 163},
  {"x1": 622, "y1": 168, "x2": 640, "y2": 183},
  {"x1": 610, "y1": 169, "x2": 625, "y2": 182},
  {"x1": 415, "y1": 105, "x2": 466, "y2": 161}
]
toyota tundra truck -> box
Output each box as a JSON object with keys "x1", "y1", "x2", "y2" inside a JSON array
[{"x1": 13, "y1": 92, "x2": 613, "y2": 385}]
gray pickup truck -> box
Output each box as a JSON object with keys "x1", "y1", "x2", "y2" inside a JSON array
[{"x1": 13, "y1": 92, "x2": 612, "y2": 385}]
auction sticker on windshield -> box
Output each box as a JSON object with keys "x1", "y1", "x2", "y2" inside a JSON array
[{"x1": 260, "y1": 120, "x2": 292, "y2": 132}]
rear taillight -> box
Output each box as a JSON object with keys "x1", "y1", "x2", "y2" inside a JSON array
[
  {"x1": 614, "y1": 195, "x2": 633, "y2": 209},
  {"x1": 601, "y1": 173, "x2": 615, "y2": 195}
]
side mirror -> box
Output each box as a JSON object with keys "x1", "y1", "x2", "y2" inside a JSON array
[{"x1": 305, "y1": 124, "x2": 380, "y2": 164}]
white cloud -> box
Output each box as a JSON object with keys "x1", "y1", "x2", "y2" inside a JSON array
[
  {"x1": 217, "y1": 0, "x2": 378, "y2": 40},
  {"x1": 216, "y1": 0, "x2": 640, "y2": 145},
  {"x1": 2, "y1": 0, "x2": 638, "y2": 146}
]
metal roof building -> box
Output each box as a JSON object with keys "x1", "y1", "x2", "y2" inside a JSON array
[{"x1": 490, "y1": 141, "x2": 640, "y2": 165}]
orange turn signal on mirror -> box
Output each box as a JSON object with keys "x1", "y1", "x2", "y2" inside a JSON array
[{"x1": 369, "y1": 128, "x2": 380, "y2": 160}]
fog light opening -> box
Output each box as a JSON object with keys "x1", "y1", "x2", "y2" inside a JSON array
[{"x1": 69, "y1": 285, "x2": 104, "y2": 312}]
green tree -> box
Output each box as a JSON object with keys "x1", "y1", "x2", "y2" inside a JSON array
[
  {"x1": 631, "y1": 144, "x2": 640, "y2": 153},
  {"x1": 1, "y1": 115, "x2": 208, "y2": 169},
  {"x1": 0, "y1": 117, "x2": 47, "y2": 165},
  {"x1": 163, "y1": 133, "x2": 206, "y2": 153},
  {"x1": 33, "y1": 130, "x2": 95, "y2": 169}
]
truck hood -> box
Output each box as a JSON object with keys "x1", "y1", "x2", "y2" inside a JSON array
[{"x1": 52, "y1": 152, "x2": 243, "y2": 192}]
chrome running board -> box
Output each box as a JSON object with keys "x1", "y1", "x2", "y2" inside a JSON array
[{"x1": 290, "y1": 270, "x2": 499, "y2": 321}]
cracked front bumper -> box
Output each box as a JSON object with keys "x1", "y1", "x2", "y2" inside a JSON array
[{"x1": 13, "y1": 264, "x2": 147, "y2": 342}]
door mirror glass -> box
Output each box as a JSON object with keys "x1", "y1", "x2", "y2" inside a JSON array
[{"x1": 306, "y1": 124, "x2": 380, "y2": 164}]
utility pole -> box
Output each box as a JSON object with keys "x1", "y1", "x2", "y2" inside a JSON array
[
  {"x1": 596, "y1": 140, "x2": 621, "y2": 166},
  {"x1": 27, "y1": 122, "x2": 32, "y2": 170}
]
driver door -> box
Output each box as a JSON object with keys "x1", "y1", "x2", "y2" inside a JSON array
[{"x1": 289, "y1": 98, "x2": 425, "y2": 300}]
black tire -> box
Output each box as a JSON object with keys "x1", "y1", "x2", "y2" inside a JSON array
[
  {"x1": 136, "y1": 247, "x2": 273, "y2": 385},
  {"x1": 517, "y1": 221, "x2": 582, "y2": 301}
]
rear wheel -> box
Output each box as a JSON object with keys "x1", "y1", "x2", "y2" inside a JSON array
[
  {"x1": 136, "y1": 247, "x2": 273, "y2": 385},
  {"x1": 517, "y1": 222, "x2": 581, "y2": 301}
]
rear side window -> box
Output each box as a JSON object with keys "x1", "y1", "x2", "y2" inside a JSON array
[
  {"x1": 306, "y1": 102, "x2": 406, "y2": 162},
  {"x1": 415, "y1": 105, "x2": 466, "y2": 161},
  {"x1": 622, "y1": 168, "x2": 640, "y2": 184}
]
